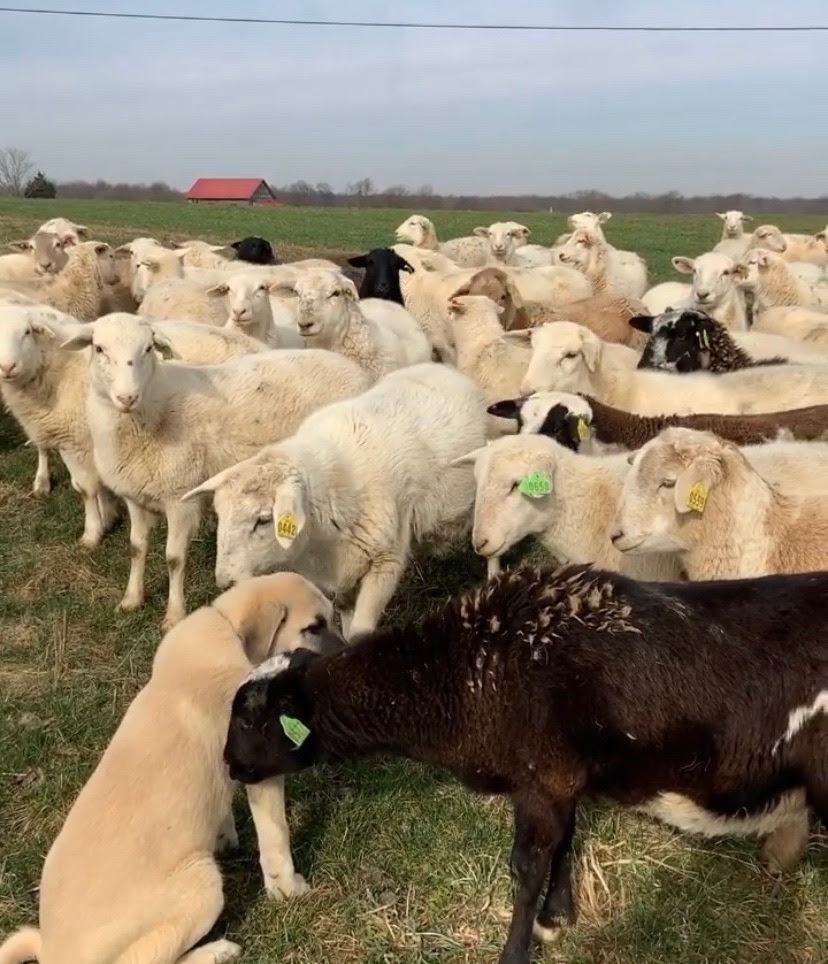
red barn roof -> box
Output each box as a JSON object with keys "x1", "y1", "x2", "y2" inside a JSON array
[{"x1": 185, "y1": 178, "x2": 275, "y2": 201}]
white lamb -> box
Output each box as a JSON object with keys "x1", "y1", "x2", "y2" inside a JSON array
[
  {"x1": 61, "y1": 315, "x2": 372, "y2": 628},
  {"x1": 558, "y1": 228, "x2": 648, "y2": 300},
  {"x1": 206, "y1": 274, "x2": 304, "y2": 348},
  {"x1": 520, "y1": 320, "x2": 828, "y2": 415},
  {"x1": 181, "y1": 362, "x2": 488, "y2": 637},
  {"x1": 611, "y1": 427, "x2": 828, "y2": 579},
  {"x1": 0, "y1": 231, "x2": 68, "y2": 282},
  {"x1": 475, "y1": 222, "x2": 556, "y2": 267},
  {"x1": 291, "y1": 270, "x2": 431, "y2": 379},
  {"x1": 451, "y1": 433, "x2": 684, "y2": 582}
]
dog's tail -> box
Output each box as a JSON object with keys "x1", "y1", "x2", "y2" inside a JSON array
[{"x1": 0, "y1": 927, "x2": 41, "y2": 964}]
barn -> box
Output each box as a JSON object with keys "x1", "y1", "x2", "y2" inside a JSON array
[{"x1": 184, "y1": 178, "x2": 279, "y2": 205}]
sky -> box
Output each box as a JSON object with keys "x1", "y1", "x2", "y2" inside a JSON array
[{"x1": 1, "y1": 0, "x2": 826, "y2": 196}]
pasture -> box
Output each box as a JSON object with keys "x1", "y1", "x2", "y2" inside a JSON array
[{"x1": 0, "y1": 198, "x2": 825, "y2": 964}]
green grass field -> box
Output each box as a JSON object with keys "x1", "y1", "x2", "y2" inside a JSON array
[{"x1": 0, "y1": 199, "x2": 825, "y2": 963}]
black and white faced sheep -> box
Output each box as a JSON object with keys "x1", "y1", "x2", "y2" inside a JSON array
[
  {"x1": 347, "y1": 247, "x2": 414, "y2": 303},
  {"x1": 224, "y1": 563, "x2": 828, "y2": 964},
  {"x1": 230, "y1": 236, "x2": 279, "y2": 265},
  {"x1": 487, "y1": 397, "x2": 588, "y2": 451},
  {"x1": 633, "y1": 308, "x2": 784, "y2": 373}
]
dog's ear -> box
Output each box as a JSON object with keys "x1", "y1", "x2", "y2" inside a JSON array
[{"x1": 245, "y1": 601, "x2": 289, "y2": 665}]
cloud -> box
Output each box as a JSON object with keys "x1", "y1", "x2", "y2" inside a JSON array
[{"x1": 0, "y1": 0, "x2": 825, "y2": 194}]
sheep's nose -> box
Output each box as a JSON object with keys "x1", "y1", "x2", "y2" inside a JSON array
[
  {"x1": 0, "y1": 362, "x2": 19, "y2": 378},
  {"x1": 216, "y1": 572, "x2": 234, "y2": 591},
  {"x1": 41, "y1": 262, "x2": 53, "y2": 272},
  {"x1": 696, "y1": 291, "x2": 710, "y2": 301},
  {"x1": 115, "y1": 393, "x2": 137, "y2": 411},
  {"x1": 610, "y1": 530, "x2": 623, "y2": 545},
  {"x1": 473, "y1": 536, "x2": 490, "y2": 554}
]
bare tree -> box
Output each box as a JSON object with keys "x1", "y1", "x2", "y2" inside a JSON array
[{"x1": 0, "y1": 148, "x2": 34, "y2": 196}]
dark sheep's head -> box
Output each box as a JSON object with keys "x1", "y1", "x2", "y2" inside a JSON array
[
  {"x1": 347, "y1": 248, "x2": 413, "y2": 303},
  {"x1": 634, "y1": 309, "x2": 716, "y2": 373},
  {"x1": 487, "y1": 396, "x2": 590, "y2": 451},
  {"x1": 231, "y1": 236, "x2": 278, "y2": 265},
  {"x1": 224, "y1": 647, "x2": 324, "y2": 784}
]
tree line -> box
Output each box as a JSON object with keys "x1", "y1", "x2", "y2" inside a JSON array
[{"x1": 1, "y1": 148, "x2": 826, "y2": 214}]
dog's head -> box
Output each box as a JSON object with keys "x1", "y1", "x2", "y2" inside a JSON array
[{"x1": 213, "y1": 572, "x2": 345, "y2": 666}]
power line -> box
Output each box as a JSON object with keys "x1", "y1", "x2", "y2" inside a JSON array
[{"x1": 0, "y1": 7, "x2": 826, "y2": 32}]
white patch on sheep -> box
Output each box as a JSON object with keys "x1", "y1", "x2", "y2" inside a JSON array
[
  {"x1": 639, "y1": 788, "x2": 806, "y2": 838},
  {"x1": 245, "y1": 653, "x2": 291, "y2": 682},
  {"x1": 773, "y1": 690, "x2": 828, "y2": 752}
]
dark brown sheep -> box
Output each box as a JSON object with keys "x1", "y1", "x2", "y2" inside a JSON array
[{"x1": 224, "y1": 563, "x2": 828, "y2": 964}]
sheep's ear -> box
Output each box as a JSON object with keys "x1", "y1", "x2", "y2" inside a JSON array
[
  {"x1": 449, "y1": 282, "x2": 471, "y2": 299},
  {"x1": 30, "y1": 319, "x2": 57, "y2": 339},
  {"x1": 151, "y1": 332, "x2": 179, "y2": 360},
  {"x1": 716, "y1": 212, "x2": 726, "y2": 220},
  {"x1": 450, "y1": 448, "x2": 485, "y2": 467},
  {"x1": 60, "y1": 325, "x2": 95, "y2": 351},
  {"x1": 674, "y1": 458, "x2": 717, "y2": 515},
  {"x1": 503, "y1": 277, "x2": 525, "y2": 308},
  {"x1": 398, "y1": 258, "x2": 414, "y2": 274},
  {"x1": 7, "y1": 240, "x2": 32, "y2": 252},
  {"x1": 347, "y1": 254, "x2": 368, "y2": 268},
  {"x1": 487, "y1": 398, "x2": 522, "y2": 419},
  {"x1": 742, "y1": 215, "x2": 753, "y2": 222},
  {"x1": 597, "y1": 212, "x2": 612, "y2": 223},
  {"x1": 581, "y1": 334, "x2": 602, "y2": 372},
  {"x1": 209, "y1": 244, "x2": 228, "y2": 253},
  {"x1": 628, "y1": 315, "x2": 654, "y2": 334},
  {"x1": 342, "y1": 279, "x2": 359, "y2": 301},
  {"x1": 139, "y1": 258, "x2": 161, "y2": 274},
  {"x1": 113, "y1": 245, "x2": 132, "y2": 259},
  {"x1": 672, "y1": 256, "x2": 695, "y2": 275},
  {"x1": 447, "y1": 297, "x2": 466, "y2": 316},
  {"x1": 503, "y1": 328, "x2": 532, "y2": 341},
  {"x1": 272, "y1": 478, "x2": 306, "y2": 550},
  {"x1": 518, "y1": 226, "x2": 531, "y2": 239},
  {"x1": 60, "y1": 232, "x2": 79, "y2": 247},
  {"x1": 181, "y1": 464, "x2": 238, "y2": 502},
  {"x1": 94, "y1": 243, "x2": 110, "y2": 255},
  {"x1": 473, "y1": 227, "x2": 490, "y2": 238},
  {"x1": 230, "y1": 240, "x2": 242, "y2": 251},
  {"x1": 268, "y1": 279, "x2": 297, "y2": 295},
  {"x1": 76, "y1": 225, "x2": 89, "y2": 237},
  {"x1": 173, "y1": 248, "x2": 189, "y2": 261},
  {"x1": 814, "y1": 230, "x2": 826, "y2": 242},
  {"x1": 732, "y1": 263, "x2": 748, "y2": 280},
  {"x1": 206, "y1": 283, "x2": 229, "y2": 297},
  {"x1": 757, "y1": 252, "x2": 771, "y2": 268}
]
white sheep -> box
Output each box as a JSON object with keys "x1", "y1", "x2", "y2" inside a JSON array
[
  {"x1": 451, "y1": 433, "x2": 684, "y2": 581},
  {"x1": 0, "y1": 241, "x2": 118, "y2": 322},
  {"x1": 611, "y1": 427, "x2": 828, "y2": 579},
  {"x1": 0, "y1": 231, "x2": 68, "y2": 282},
  {"x1": 107, "y1": 313, "x2": 267, "y2": 364},
  {"x1": 181, "y1": 362, "x2": 488, "y2": 637},
  {"x1": 0, "y1": 305, "x2": 119, "y2": 547},
  {"x1": 444, "y1": 294, "x2": 531, "y2": 431},
  {"x1": 520, "y1": 320, "x2": 828, "y2": 415},
  {"x1": 474, "y1": 222, "x2": 555, "y2": 267},
  {"x1": 60, "y1": 315, "x2": 372, "y2": 628},
  {"x1": 395, "y1": 214, "x2": 485, "y2": 266},
  {"x1": 561, "y1": 211, "x2": 648, "y2": 297},
  {"x1": 711, "y1": 210, "x2": 753, "y2": 258},
  {"x1": 171, "y1": 239, "x2": 233, "y2": 270},
  {"x1": 291, "y1": 270, "x2": 431, "y2": 379},
  {"x1": 748, "y1": 225, "x2": 828, "y2": 266},
  {"x1": 205, "y1": 274, "x2": 304, "y2": 348},
  {"x1": 38, "y1": 217, "x2": 89, "y2": 247},
  {"x1": 558, "y1": 228, "x2": 648, "y2": 300},
  {"x1": 737, "y1": 249, "x2": 828, "y2": 311}
]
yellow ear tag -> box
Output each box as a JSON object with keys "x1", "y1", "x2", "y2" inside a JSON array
[
  {"x1": 275, "y1": 513, "x2": 298, "y2": 540},
  {"x1": 686, "y1": 482, "x2": 708, "y2": 513},
  {"x1": 576, "y1": 417, "x2": 590, "y2": 441}
]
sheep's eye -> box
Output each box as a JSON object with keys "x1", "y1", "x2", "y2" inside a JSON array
[
  {"x1": 329, "y1": 290, "x2": 341, "y2": 298},
  {"x1": 563, "y1": 351, "x2": 579, "y2": 360},
  {"x1": 509, "y1": 481, "x2": 520, "y2": 492},
  {"x1": 94, "y1": 345, "x2": 103, "y2": 354},
  {"x1": 659, "y1": 480, "x2": 676, "y2": 490},
  {"x1": 304, "y1": 615, "x2": 326, "y2": 634},
  {"x1": 145, "y1": 345, "x2": 153, "y2": 353},
  {"x1": 253, "y1": 513, "x2": 272, "y2": 532},
  {"x1": 24, "y1": 328, "x2": 32, "y2": 336}
]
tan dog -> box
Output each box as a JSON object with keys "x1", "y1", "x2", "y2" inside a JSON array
[{"x1": 0, "y1": 572, "x2": 343, "y2": 964}]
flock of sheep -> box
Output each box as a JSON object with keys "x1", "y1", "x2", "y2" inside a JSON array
[{"x1": 1, "y1": 207, "x2": 827, "y2": 964}]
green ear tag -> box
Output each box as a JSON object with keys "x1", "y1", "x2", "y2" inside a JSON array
[
  {"x1": 517, "y1": 471, "x2": 551, "y2": 499},
  {"x1": 576, "y1": 417, "x2": 590, "y2": 441},
  {"x1": 279, "y1": 714, "x2": 310, "y2": 748}
]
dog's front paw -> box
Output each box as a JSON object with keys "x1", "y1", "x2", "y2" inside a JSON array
[{"x1": 265, "y1": 871, "x2": 308, "y2": 901}]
